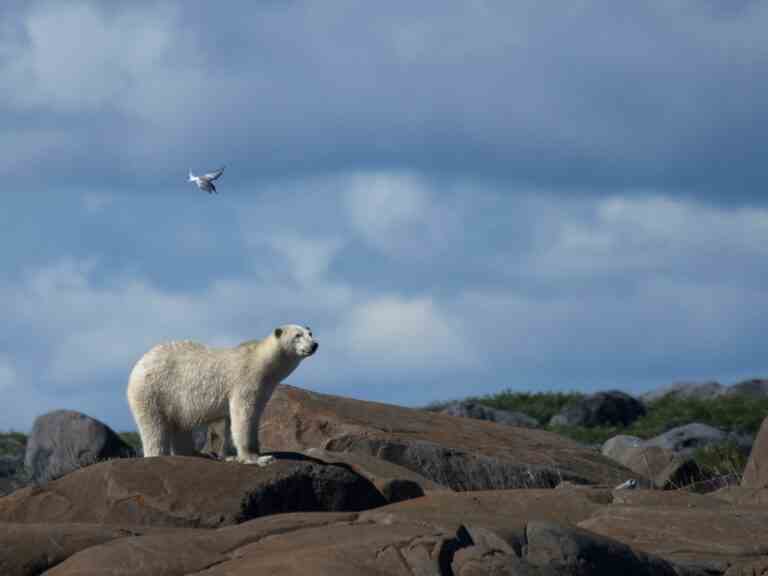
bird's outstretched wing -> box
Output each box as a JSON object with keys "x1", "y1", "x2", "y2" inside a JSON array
[{"x1": 204, "y1": 167, "x2": 225, "y2": 181}]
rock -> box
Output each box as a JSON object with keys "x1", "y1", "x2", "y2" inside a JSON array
[
  {"x1": 4, "y1": 483, "x2": 766, "y2": 575},
  {"x1": 452, "y1": 526, "x2": 546, "y2": 575},
  {"x1": 605, "y1": 442, "x2": 708, "y2": 491},
  {"x1": 45, "y1": 512, "x2": 471, "y2": 576},
  {"x1": 643, "y1": 423, "x2": 727, "y2": 457},
  {"x1": 742, "y1": 416, "x2": 768, "y2": 489},
  {"x1": 609, "y1": 488, "x2": 732, "y2": 509},
  {"x1": 710, "y1": 485, "x2": 768, "y2": 506},
  {"x1": 525, "y1": 521, "x2": 678, "y2": 575},
  {"x1": 725, "y1": 379, "x2": 768, "y2": 398},
  {"x1": 42, "y1": 512, "x2": 358, "y2": 576},
  {"x1": 302, "y1": 447, "x2": 450, "y2": 495},
  {"x1": 259, "y1": 385, "x2": 636, "y2": 490},
  {"x1": 0, "y1": 454, "x2": 385, "y2": 527},
  {"x1": 452, "y1": 549, "x2": 546, "y2": 575},
  {"x1": 0, "y1": 521, "x2": 199, "y2": 576},
  {"x1": 439, "y1": 400, "x2": 539, "y2": 428},
  {"x1": 359, "y1": 486, "x2": 611, "y2": 550},
  {"x1": 548, "y1": 391, "x2": 646, "y2": 428},
  {"x1": 579, "y1": 502, "x2": 768, "y2": 572},
  {"x1": 601, "y1": 435, "x2": 644, "y2": 463},
  {"x1": 724, "y1": 557, "x2": 768, "y2": 576},
  {"x1": 640, "y1": 381, "x2": 724, "y2": 403},
  {"x1": 374, "y1": 478, "x2": 425, "y2": 504},
  {"x1": 24, "y1": 410, "x2": 135, "y2": 484}
]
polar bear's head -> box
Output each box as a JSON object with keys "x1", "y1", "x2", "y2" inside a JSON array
[{"x1": 274, "y1": 324, "x2": 319, "y2": 358}]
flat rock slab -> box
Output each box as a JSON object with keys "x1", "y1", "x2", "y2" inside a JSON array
[
  {"x1": 190, "y1": 519, "x2": 467, "y2": 576},
  {"x1": 0, "y1": 455, "x2": 385, "y2": 528},
  {"x1": 360, "y1": 486, "x2": 611, "y2": 551},
  {"x1": 579, "y1": 504, "x2": 768, "y2": 572},
  {"x1": 45, "y1": 512, "x2": 358, "y2": 576},
  {"x1": 0, "y1": 522, "x2": 203, "y2": 576},
  {"x1": 261, "y1": 385, "x2": 636, "y2": 490}
]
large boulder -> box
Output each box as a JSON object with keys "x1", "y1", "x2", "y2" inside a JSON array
[
  {"x1": 0, "y1": 454, "x2": 385, "y2": 528},
  {"x1": 742, "y1": 416, "x2": 768, "y2": 489},
  {"x1": 579, "y1": 499, "x2": 768, "y2": 572},
  {"x1": 643, "y1": 423, "x2": 727, "y2": 457},
  {"x1": 601, "y1": 435, "x2": 644, "y2": 463},
  {"x1": 725, "y1": 378, "x2": 768, "y2": 398},
  {"x1": 438, "y1": 400, "x2": 539, "y2": 428},
  {"x1": 640, "y1": 380, "x2": 724, "y2": 403},
  {"x1": 359, "y1": 486, "x2": 612, "y2": 550},
  {"x1": 548, "y1": 391, "x2": 646, "y2": 428},
  {"x1": 25, "y1": 410, "x2": 135, "y2": 484},
  {"x1": 601, "y1": 437, "x2": 707, "y2": 490},
  {"x1": 525, "y1": 521, "x2": 678, "y2": 575},
  {"x1": 3, "y1": 483, "x2": 767, "y2": 575},
  {"x1": 257, "y1": 385, "x2": 637, "y2": 490},
  {"x1": 43, "y1": 511, "x2": 468, "y2": 576}
]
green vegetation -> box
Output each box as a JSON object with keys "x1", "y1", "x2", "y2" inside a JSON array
[
  {"x1": 691, "y1": 439, "x2": 749, "y2": 479},
  {"x1": 461, "y1": 388, "x2": 768, "y2": 443},
  {"x1": 464, "y1": 391, "x2": 585, "y2": 426},
  {"x1": 119, "y1": 431, "x2": 143, "y2": 454},
  {"x1": 0, "y1": 431, "x2": 27, "y2": 456}
]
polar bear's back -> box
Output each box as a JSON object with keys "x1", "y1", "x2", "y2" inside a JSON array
[{"x1": 127, "y1": 340, "x2": 239, "y2": 428}]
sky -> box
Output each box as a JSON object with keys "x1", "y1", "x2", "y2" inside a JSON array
[{"x1": 1, "y1": 1, "x2": 767, "y2": 432}]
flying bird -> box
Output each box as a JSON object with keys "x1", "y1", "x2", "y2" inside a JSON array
[{"x1": 189, "y1": 166, "x2": 225, "y2": 194}]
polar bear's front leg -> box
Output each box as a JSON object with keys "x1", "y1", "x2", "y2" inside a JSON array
[{"x1": 228, "y1": 386, "x2": 275, "y2": 465}]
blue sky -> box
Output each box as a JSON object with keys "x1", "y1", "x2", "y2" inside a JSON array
[{"x1": 1, "y1": 1, "x2": 767, "y2": 432}]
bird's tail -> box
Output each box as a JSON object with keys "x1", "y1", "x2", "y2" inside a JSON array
[{"x1": 189, "y1": 171, "x2": 196, "y2": 181}]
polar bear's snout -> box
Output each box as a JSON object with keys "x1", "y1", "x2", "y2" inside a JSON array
[{"x1": 310, "y1": 341, "x2": 319, "y2": 355}]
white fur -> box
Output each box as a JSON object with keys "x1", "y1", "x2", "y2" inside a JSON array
[{"x1": 127, "y1": 324, "x2": 317, "y2": 464}]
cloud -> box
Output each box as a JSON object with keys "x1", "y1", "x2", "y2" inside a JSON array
[
  {"x1": 2, "y1": 3, "x2": 180, "y2": 112},
  {"x1": 336, "y1": 295, "x2": 475, "y2": 370},
  {"x1": 247, "y1": 231, "x2": 344, "y2": 286},
  {"x1": 341, "y1": 171, "x2": 462, "y2": 260},
  {"x1": 525, "y1": 195, "x2": 768, "y2": 279},
  {"x1": 0, "y1": 357, "x2": 16, "y2": 392}
]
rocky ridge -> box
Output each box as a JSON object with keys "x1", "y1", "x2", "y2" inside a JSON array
[{"x1": 1, "y1": 383, "x2": 768, "y2": 574}]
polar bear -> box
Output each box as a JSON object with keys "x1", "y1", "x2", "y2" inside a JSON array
[{"x1": 127, "y1": 324, "x2": 318, "y2": 465}]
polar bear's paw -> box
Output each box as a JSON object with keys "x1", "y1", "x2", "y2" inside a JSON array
[{"x1": 226, "y1": 454, "x2": 276, "y2": 466}]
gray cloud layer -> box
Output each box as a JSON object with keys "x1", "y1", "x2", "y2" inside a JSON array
[
  {"x1": 2, "y1": 1, "x2": 767, "y2": 199},
  {"x1": 1, "y1": 2, "x2": 766, "y2": 431}
]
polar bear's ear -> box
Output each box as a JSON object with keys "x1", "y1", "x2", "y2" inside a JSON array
[{"x1": 274, "y1": 327, "x2": 283, "y2": 339}]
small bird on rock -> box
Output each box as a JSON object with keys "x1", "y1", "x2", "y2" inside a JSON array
[{"x1": 189, "y1": 166, "x2": 225, "y2": 194}]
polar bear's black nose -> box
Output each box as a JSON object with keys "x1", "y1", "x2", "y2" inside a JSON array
[{"x1": 311, "y1": 342, "x2": 319, "y2": 354}]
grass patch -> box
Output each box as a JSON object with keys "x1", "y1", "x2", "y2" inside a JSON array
[
  {"x1": 119, "y1": 431, "x2": 143, "y2": 454},
  {"x1": 426, "y1": 390, "x2": 584, "y2": 426},
  {"x1": 455, "y1": 389, "x2": 768, "y2": 453},
  {"x1": 691, "y1": 439, "x2": 750, "y2": 478},
  {"x1": 0, "y1": 431, "x2": 27, "y2": 456}
]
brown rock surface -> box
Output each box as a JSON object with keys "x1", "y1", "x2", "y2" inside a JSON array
[
  {"x1": 260, "y1": 385, "x2": 636, "y2": 489},
  {"x1": 579, "y1": 503, "x2": 768, "y2": 572},
  {"x1": 360, "y1": 486, "x2": 610, "y2": 550},
  {"x1": 525, "y1": 521, "x2": 678, "y2": 575},
  {"x1": 45, "y1": 512, "x2": 357, "y2": 576},
  {"x1": 190, "y1": 519, "x2": 468, "y2": 576},
  {"x1": 301, "y1": 447, "x2": 450, "y2": 494},
  {"x1": 0, "y1": 522, "x2": 200, "y2": 576},
  {"x1": 742, "y1": 416, "x2": 768, "y2": 489},
  {"x1": 0, "y1": 455, "x2": 385, "y2": 528}
]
